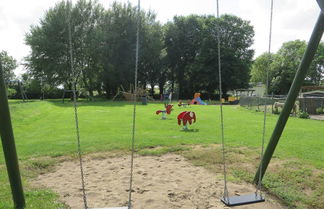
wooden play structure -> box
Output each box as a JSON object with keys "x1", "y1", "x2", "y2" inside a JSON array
[{"x1": 112, "y1": 85, "x2": 154, "y2": 102}]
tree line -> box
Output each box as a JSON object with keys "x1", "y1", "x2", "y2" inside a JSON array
[
  {"x1": 22, "y1": 0, "x2": 254, "y2": 99},
  {"x1": 2, "y1": 0, "x2": 323, "y2": 100},
  {"x1": 251, "y1": 40, "x2": 324, "y2": 95}
]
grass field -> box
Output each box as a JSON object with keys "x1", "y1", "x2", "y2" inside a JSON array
[{"x1": 1, "y1": 100, "x2": 324, "y2": 209}]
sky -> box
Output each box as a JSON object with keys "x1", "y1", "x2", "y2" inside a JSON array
[{"x1": 0, "y1": 0, "x2": 322, "y2": 76}]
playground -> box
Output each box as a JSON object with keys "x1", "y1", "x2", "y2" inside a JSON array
[
  {"x1": 1, "y1": 100, "x2": 324, "y2": 208},
  {"x1": 0, "y1": 0, "x2": 323, "y2": 208}
]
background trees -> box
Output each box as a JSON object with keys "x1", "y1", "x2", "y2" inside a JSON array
[
  {"x1": 164, "y1": 14, "x2": 254, "y2": 98},
  {"x1": 0, "y1": 51, "x2": 17, "y2": 83},
  {"x1": 251, "y1": 40, "x2": 324, "y2": 95},
  {"x1": 23, "y1": 0, "x2": 323, "y2": 99}
]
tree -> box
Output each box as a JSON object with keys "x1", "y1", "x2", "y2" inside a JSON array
[
  {"x1": 100, "y1": 2, "x2": 138, "y2": 97},
  {"x1": 72, "y1": 0, "x2": 105, "y2": 99},
  {"x1": 25, "y1": 1, "x2": 73, "y2": 88},
  {"x1": 250, "y1": 52, "x2": 275, "y2": 94},
  {"x1": 101, "y1": 2, "x2": 163, "y2": 97},
  {"x1": 139, "y1": 17, "x2": 164, "y2": 96},
  {"x1": 308, "y1": 42, "x2": 324, "y2": 85},
  {"x1": 164, "y1": 14, "x2": 254, "y2": 98},
  {"x1": 25, "y1": 0, "x2": 105, "y2": 97},
  {"x1": 0, "y1": 51, "x2": 17, "y2": 83},
  {"x1": 212, "y1": 15, "x2": 254, "y2": 95},
  {"x1": 164, "y1": 15, "x2": 204, "y2": 98},
  {"x1": 269, "y1": 40, "x2": 312, "y2": 94},
  {"x1": 251, "y1": 41, "x2": 324, "y2": 95},
  {"x1": 251, "y1": 53, "x2": 273, "y2": 83}
]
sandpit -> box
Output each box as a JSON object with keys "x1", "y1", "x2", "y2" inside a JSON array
[{"x1": 34, "y1": 154, "x2": 285, "y2": 209}]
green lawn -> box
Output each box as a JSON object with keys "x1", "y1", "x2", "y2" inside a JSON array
[{"x1": 1, "y1": 100, "x2": 324, "y2": 208}]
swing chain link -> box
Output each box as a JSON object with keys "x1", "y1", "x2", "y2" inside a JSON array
[
  {"x1": 256, "y1": 0, "x2": 274, "y2": 196},
  {"x1": 216, "y1": 0, "x2": 229, "y2": 200},
  {"x1": 68, "y1": 1, "x2": 88, "y2": 208},
  {"x1": 128, "y1": 0, "x2": 141, "y2": 208}
]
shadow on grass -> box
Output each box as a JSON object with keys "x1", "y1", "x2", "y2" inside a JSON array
[
  {"x1": 180, "y1": 128, "x2": 200, "y2": 132},
  {"x1": 47, "y1": 99, "x2": 171, "y2": 108},
  {"x1": 47, "y1": 99, "x2": 137, "y2": 108},
  {"x1": 8, "y1": 99, "x2": 38, "y2": 104}
]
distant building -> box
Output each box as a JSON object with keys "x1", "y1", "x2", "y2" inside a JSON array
[{"x1": 250, "y1": 82, "x2": 266, "y2": 97}]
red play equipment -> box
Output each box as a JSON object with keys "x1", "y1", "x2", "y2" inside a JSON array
[
  {"x1": 177, "y1": 111, "x2": 196, "y2": 130},
  {"x1": 156, "y1": 104, "x2": 173, "y2": 119}
]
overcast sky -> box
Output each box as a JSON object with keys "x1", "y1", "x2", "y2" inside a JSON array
[{"x1": 0, "y1": 0, "x2": 322, "y2": 75}]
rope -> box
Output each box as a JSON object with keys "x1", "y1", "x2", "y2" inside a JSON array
[
  {"x1": 216, "y1": 0, "x2": 229, "y2": 201},
  {"x1": 128, "y1": 0, "x2": 141, "y2": 208},
  {"x1": 256, "y1": 0, "x2": 274, "y2": 196},
  {"x1": 68, "y1": 2, "x2": 88, "y2": 208}
]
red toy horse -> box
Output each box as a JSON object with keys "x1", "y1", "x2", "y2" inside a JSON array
[
  {"x1": 156, "y1": 104, "x2": 173, "y2": 119},
  {"x1": 177, "y1": 111, "x2": 196, "y2": 130}
]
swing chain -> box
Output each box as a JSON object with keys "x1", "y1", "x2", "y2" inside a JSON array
[
  {"x1": 68, "y1": 1, "x2": 88, "y2": 208},
  {"x1": 128, "y1": 0, "x2": 141, "y2": 208},
  {"x1": 216, "y1": 0, "x2": 229, "y2": 200},
  {"x1": 256, "y1": 0, "x2": 274, "y2": 196}
]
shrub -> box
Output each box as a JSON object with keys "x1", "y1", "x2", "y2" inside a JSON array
[
  {"x1": 7, "y1": 88, "x2": 16, "y2": 97},
  {"x1": 298, "y1": 111, "x2": 310, "y2": 119},
  {"x1": 315, "y1": 107, "x2": 324, "y2": 114}
]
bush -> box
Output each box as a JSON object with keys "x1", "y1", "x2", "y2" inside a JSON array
[
  {"x1": 316, "y1": 107, "x2": 324, "y2": 114},
  {"x1": 7, "y1": 88, "x2": 16, "y2": 97},
  {"x1": 273, "y1": 108, "x2": 280, "y2": 115},
  {"x1": 298, "y1": 111, "x2": 310, "y2": 119}
]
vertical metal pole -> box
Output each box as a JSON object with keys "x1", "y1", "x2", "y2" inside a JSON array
[
  {"x1": 254, "y1": 12, "x2": 324, "y2": 183},
  {"x1": 0, "y1": 63, "x2": 25, "y2": 208}
]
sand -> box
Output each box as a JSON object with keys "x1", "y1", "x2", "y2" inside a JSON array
[{"x1": 34, "y1": 154, "x2": 285, "y2": 209}]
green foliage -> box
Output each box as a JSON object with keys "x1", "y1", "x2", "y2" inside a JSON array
[
  {"x1": 298, "y1": 111, "x2": 310, "y2": 119},
  {"x1": 164, "y1": 14, "x2": 254, "y2": 98},
  {"x1": 252, "y1": 41, "x2": 324, "y2": 95},
  {"x1": 25, "y1": 1, "x2": 74, "y2": 87},
  {"x1": 250, "y1": 52, "x2": 275, "y2": 90},
  {"x1": 6, "y1": 88, "x2": 17, "y2": 97},
  {"x1": 0, "y1": 50, "x2": 17, "y2": 83},
  {"x1": 25, "y1": 0, "x2": 164, "y2": 98},
  {"x1": 315, "y1": 107, "x2": 324, "y2": 114}
]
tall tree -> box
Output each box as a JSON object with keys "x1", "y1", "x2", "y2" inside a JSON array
[
  {"x1": 165, "y1": 14, "x2": 254, "y2": 98},
  {"x1": 73, "y1": 0, "x2": 105, "y2": 98},
  {"x1": 25, "y1": 0, "x2": 105, "y2": 95},
  {"x1": 101, "y1": 2, "x2": 163, "y2": 97},
  {"x1": 0, "y1": 51, "x2": 17, "y2": 83},
  {"x1": 25, "y1": 1, "x2": 73, "y2": 89},
  {"x1": 164, "y1": 15, "x2": 204, "y2": 98},
  {"x1": 308, "y1": 42, "x2": 324, "y2": 85},
  {"x1": 139, "y1": 17, "x2": 163, "y2": 96},
  {"x1": 250, "y1": 52, "x2": 275, "y2": 94}
]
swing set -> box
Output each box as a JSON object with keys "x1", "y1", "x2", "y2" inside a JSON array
[{"x1": 0, "y1": 0, "x2": 323, "y2": 208}]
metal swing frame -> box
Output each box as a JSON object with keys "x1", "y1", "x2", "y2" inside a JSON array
[{"x1": 218, "y1": 0, "x2": 324, "y2": 207}]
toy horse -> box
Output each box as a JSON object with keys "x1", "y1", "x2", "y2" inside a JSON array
[
  {"x1": 156, "y1": 104, "x2": 173, "y2": 120},
  {"x1": 177, "y1": 111, "x2": 196, "y2": 130}
]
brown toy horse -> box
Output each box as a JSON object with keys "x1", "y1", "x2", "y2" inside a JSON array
[{"x1": 177, "y1": 111, "x2": 196, "y2": 130}]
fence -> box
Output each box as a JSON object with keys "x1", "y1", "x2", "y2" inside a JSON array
[
  {"x1": 299, "y1": 97, "x2": 324, "y2": 114},
  {"x1": 240, "y1": 96, "x2": 275, "y2": 107},
  {"x1": 239, "y1": 96, "x2": 290, "y2": 114}
]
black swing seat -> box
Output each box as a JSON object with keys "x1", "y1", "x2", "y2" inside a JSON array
[{"x1": 221, "y1": 193, "x2": 265, "y2": 206}]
